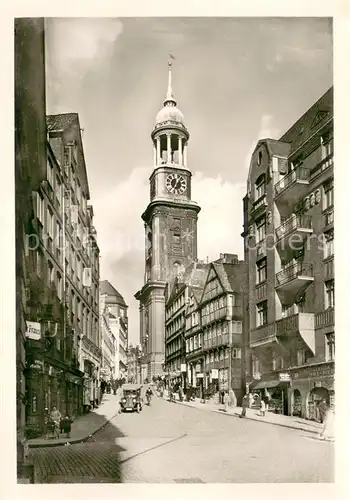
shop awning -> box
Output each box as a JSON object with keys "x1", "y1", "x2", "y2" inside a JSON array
[{"x1": 252, "y1": 380, "x2": 281, "y2": 390}]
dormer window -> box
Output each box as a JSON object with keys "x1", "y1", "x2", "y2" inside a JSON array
[
  {"x1": 255, "y1": 174, "x2": 266, "y2": 200},
  {"x1": 257, "y1": 151, "x2": 262, "y2": 166}
]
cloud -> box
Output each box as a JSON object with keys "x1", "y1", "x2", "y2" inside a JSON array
[
  {"x1": 193, "y1": 173, "x2": 245, "y2": 262},
  {"x1": 244, "y1": 114, "x2": 281, "y2": 170},
  {"x1": 46, "y1": 18, "x2": 124, "y2": 71},
  {"x1": 93, "y1": 167, "x2": 245, "y2": 343}
]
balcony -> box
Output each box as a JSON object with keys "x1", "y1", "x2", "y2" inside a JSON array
[
  {"x1": 251, "y1": 194, "x2": 267, "y2": 218},
  {"x1": 250, "y1": 323, "x2": 278, "y2": 348},
  {"x1": 310, "y1": 154, "x2": 334, "y2": 181},
  {"x1": 323, "y1": 207, "x2": 334, "y2": 230},
  {"x1": 315, "y1": 307, "x2": 334, "y2": 331},
  {"x1": 276, "y1": 313, "x2": 315, "y2": 355},
  {"x1": 275, "y1": 215, "x2": 313, "y2": 260},
  {"x1": 274, "y1": 167, "x2": 310, "y2": 214},
  {"x1": 275, "y1": 262, "x2": 314, "y2": 303}
]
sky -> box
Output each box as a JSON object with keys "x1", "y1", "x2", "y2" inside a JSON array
[{"x1": 44, "y1": 17, "x2": 333, "y2": 345}]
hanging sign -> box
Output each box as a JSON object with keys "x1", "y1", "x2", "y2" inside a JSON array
[{"x1": 26, "y1": 321, "x2": 41, "y2": 341}]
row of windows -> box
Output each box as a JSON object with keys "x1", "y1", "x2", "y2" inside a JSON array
[
  {"x1": 253, "y1": 180, "x2": 334, "y2": 244},
  {"x1": 255, "y1": 230, "x2": 334, "y2": 287},
  {"x1": 202, "y1": 296, "x2": 228, "y2": 315},
  {"x1": 252, "y1": 333, "x2": 334, "y2": 375},
  {"x1": 166, "y1": 292, "x2": 186, "y2": 319},
  {"x1": 253, "y1": 137, "x2": 333, "y2": 203},
  {"x1": 205, "y1": 348, "x2": 241, "y2": 364},
  {"x1": 166, "y1": 312, "x2": 185, "y2": 337},
  {"x1": 256, "y1": 279, "x2": 334, "y2": 328}
]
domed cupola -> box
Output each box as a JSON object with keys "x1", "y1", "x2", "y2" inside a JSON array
[{"x1": 151, "y1": 57, "x2": 190, "y2": 169}]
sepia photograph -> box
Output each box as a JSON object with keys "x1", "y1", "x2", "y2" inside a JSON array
[{"x1": 13, "y1": 15, "x2": 335, "y2": 484}]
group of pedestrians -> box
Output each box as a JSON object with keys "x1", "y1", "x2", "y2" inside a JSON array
[{"x1": 223, "y1": 388, "x2": 237, "y2": 412}]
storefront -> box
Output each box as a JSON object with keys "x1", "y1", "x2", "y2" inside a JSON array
[
  {"x1": 289, "y1": 361, "x2": 335, "y2": 420},
  {"x1": 251, "y1": 373, "x2": 291, "y2": 415},
  {"x1": 25, "y1": 359, "x2": 84, "y2": 438}
]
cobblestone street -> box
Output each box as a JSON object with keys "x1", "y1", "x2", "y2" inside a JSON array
[{"x1": 29, "y1": 395, "x2": 334, "y2": 483}]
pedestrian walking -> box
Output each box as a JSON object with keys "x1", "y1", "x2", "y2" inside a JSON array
[
  {"x1": 260, "y1": 399, "x2": 266, "y2": 417},
  {"x1": 228, "y1": 388, "x2": 237, "y2": 408},
  {"x1": 318, "y1": 399, "x2": 328, "y2": 423},
  {"x1": 223, "y1": 391, "x2": 229, "y2": 412},
  {"x1": 49, "y1": 406, "x2": 61, "y2": 438},
  {"x1": 240, "y1": 393, "x2": 248, "y2": 418},
  {"x1": 178, "y1": 385, "x2": 183, "y2": 402},
  {"x1": 319, "y1": 404, "x2": 334, "y2": 440}
]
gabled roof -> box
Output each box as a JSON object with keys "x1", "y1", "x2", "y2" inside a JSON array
[
  {"x1": 46, "y1": 112, "x2": 78, "y2": 132},
  {"x1": 278, "y1": 87, "x2": 333, "y2": 155},
  {"x1": 46, "y1": 112, "x2": 91, "y2": 199},
  {"x1": 100, "y1": 280, "x2": 127, "y2": 307}
]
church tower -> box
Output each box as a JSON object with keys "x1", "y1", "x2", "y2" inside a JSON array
[{"x1": 135, "y1": 59, "x2": 201, "y2": 379}]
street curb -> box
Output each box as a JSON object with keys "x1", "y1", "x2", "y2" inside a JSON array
[
  {"x1": 173, "y1": 400, "x2": 321, "y2": 436},
  {"x1": 28, "y1": 409, "x2": 121, "y2": 449}
]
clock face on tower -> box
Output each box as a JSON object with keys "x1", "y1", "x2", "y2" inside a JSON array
[{"x1": 166, "y1": 173, "x2": 187, "y2": 195}]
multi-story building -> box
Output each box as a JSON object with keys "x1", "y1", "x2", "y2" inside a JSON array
[
  {"x1": 243, "y1": 87, "x2": 334, "y2": 418},
  {"x1": 165, "y1": 261, "x2": 208, "y2": 387},
  {"x1": 127, "y1": 344, "x2": 142, "y2": 384},
  {"x1": 135, "y1": 59, "x2": 201, "y2": 379},
  {"x1": 197, "y1": 254, "x2": 246, "y2": 403},
  {"x1": 100, "y1": 292, "x2": 117, "y2": 381},
  {"x1": 24, "y1": 112, "x2": 101, "y2": 437},
  {"x1": 15, "y1": 17, "x2": 47, "y2": 480},
  {"x1": 100, "y1": 280, "x2": 129, "y2": 380}
]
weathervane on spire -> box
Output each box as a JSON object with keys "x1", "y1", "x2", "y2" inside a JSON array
[{"x1": 166, "y1": 53, "x2": 176, "y2": 103}]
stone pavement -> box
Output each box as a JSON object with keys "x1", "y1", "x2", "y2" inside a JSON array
[
  {"x1": 165, "y1": 393, "x2": 325, "y2": 436},
  {"x1": 28, "y1": 392, "x2": 122, "y2": 448}
]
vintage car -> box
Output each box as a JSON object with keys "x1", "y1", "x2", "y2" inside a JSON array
[{"x1": 120, "y1": 384, "x2": 143, "y2": 413}]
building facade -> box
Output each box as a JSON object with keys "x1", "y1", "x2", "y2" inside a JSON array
[
  {"x1": 196, "y1": 254, "x2": 246, "y2": 403},
  {"x1": 165, "y1": 262, "x2": 208, "y2": 387},
  {"x1": 24, "y1": 112, "x2": 101, "y2": 437},
  {"x1": 15, "y1": 17, "x2": 47, "y2": 479},
  {"x1": 243, "y1": 88, "x2": 334, "y2": 418},
  {"x1": 99, "y1": 292, "x2": 117, "y2": 381},
  {"x1": 135, "y1": 60, "x2": 200, "y2": 378},
  {"x1": 100, "y1": 280, "x2": 129, "y2": 380},
  {"x1": 127, "y1": 345, "x2": 142, "y2": 384}
]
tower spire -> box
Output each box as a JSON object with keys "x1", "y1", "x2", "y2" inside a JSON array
[{"x1": 164, "y1": 53, "x2": 176, "y2": 106}]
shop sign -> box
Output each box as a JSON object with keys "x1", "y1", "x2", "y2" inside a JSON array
[
  {"x1": 279, "y1": 372, "x2": 291, "y2": 382},
  {"x1": 196, "y1": 373, "x2": 204, "y2": 378},
  {"x1": 211, "y1": 369, "x2": 219, "y2": 379},
  {"x1": 253, "y1": 372, "x2": 262, "y2": 380},
  {"x1": 291, "y1": 362, "x2": 334, "y2": 380},
  {"x1": 181, "y1": 364, "x2": 187, "y2": 372},
  {"x1": 195, "y1": 363, "x2": 201, "y2": 373},
  {"x1": 26, "y1": 321, "x2": 41, "y2": 341}
]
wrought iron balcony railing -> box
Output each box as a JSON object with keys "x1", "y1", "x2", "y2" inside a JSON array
[
  {"x1": 275, "y1": 214, "x2": 312, "y2": 241},
  {"x1": 274, "y1": 166, "x2": 310, "y2": 197},
  {"x1": 276, "y1": 262, "x2": 313, "y2": 287}
]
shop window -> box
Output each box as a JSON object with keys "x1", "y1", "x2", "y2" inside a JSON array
[
  {"x1": 256, "y1": 257, "x2": 267, "y2": 284},
  {"x1": 325, "y1": 333, "x2": 335, "y2": 361},
  {"x1": 256, "y1": 300, "x2": 268, "y2": 327},
  {"x1": 325, "y1": 279, "x2": 335, "y2": 308}
]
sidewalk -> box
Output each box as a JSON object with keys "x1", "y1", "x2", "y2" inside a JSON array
[
  {"x1": 169, "y1": 395, "x2": 324, "y2": 436},
  {"x1": 28, "y1": 392, "x2": 121, "y2": 449}
]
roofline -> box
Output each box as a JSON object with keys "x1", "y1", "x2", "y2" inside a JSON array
[{"x1": 279, "y1": 86, "x2": 333, "y2": 143}]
